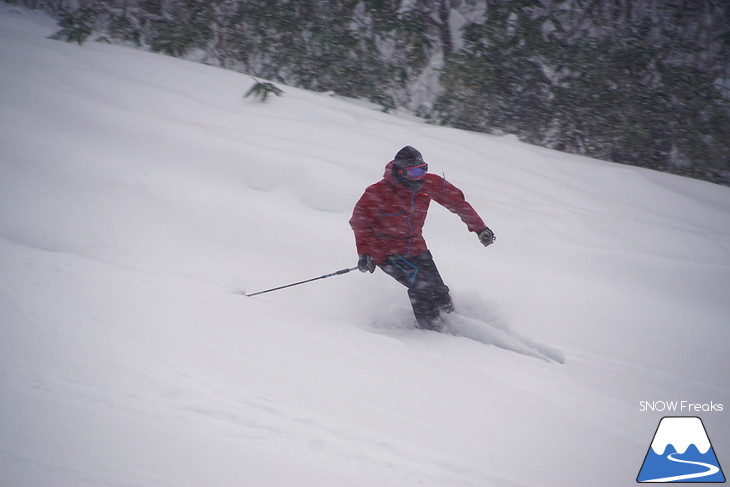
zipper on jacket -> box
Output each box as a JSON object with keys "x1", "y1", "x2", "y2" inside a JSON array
[{"x1": 407, "y1": 191, "x2": 415, "y2": 256}]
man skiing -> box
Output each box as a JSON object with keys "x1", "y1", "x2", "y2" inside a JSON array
[{"x1": 349, "y1": 146, "x2": 495, "y2": 331}]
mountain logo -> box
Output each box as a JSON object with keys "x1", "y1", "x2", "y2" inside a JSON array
[{"x1": 637, "y1": 416, "x2": 725, "y2": 483}]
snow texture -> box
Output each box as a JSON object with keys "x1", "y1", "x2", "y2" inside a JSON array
[{"x1": 1, "y1": 4, "x2": 729, "y2": 487}]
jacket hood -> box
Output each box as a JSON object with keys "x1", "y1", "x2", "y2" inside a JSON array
[{"x1": 383, "y1": 160, "x2": 397, "y2": 184}]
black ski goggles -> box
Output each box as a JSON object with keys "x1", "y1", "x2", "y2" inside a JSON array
[{"x1": 400, "y1": 163, "x2": 428, "y2": 180}]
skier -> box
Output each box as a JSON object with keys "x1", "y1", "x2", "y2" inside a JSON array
[{"x1": 349, "y1": 146, "x2": 495, "y2": 331}]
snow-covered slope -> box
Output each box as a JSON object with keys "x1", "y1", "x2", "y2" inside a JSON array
[{"x1": 1, "y1": 5, "x2": 729, "y2": 487}]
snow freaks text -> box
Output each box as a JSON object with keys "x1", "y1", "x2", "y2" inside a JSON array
[{"x1": 639, "y1": 401, "x2": 724, "y2": 413}]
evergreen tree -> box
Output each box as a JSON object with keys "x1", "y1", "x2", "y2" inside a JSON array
[
  {"x1": 28, "y1": 0, "x2": 729, "y2": 185},
  {"x1": 434, "y1": 0, "x2": 556, "y2": 138},
  {"x1": 245, "y1": 80, "x2": 284, "y2": 102},
  {"x1": 49, "y1": 6, "x2": 96, "y2": 45}
]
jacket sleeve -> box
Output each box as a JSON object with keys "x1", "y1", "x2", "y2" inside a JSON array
[
  {"x1": 432, "y1": 177, "x2": 487, "y2": 233},
  {"x1": 349, "y1": 184, "x2": 381, "y2": 257}
]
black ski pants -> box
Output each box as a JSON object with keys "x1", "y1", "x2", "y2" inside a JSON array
[{"x1": 378, "y1": 251, "x2": 453, "y2": 330}]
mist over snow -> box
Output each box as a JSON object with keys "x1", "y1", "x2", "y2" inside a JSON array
[{"x1": 1, "y1": 4, "x2": 729, "y2": 487}]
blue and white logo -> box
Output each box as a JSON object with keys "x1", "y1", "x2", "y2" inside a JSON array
[{"x1": 637, "y1": 416, "x2": 725, "y2": 483}]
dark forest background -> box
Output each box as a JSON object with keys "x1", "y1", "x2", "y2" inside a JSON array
[{"x1": 12, "y1": 0, "x2": 730, "y2": 185}]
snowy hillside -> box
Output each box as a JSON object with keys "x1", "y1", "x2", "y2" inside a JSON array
[{"x1": 1, "y1": 5, "x2": 729, "y2": 487}]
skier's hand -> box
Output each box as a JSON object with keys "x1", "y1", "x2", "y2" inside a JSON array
[
  {"x1": 478, "y1": 227, "x2": 495, "y2": 247},
  {"x1": 357, "y1": 254, "x2": 376, "y2": 273}
]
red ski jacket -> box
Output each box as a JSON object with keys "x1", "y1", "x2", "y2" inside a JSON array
[{"x1": 349, "y1": 161, "x2": 487, "y2": 264}]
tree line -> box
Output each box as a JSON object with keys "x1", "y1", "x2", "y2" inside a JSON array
[{"x1": 14, "y1": 0, "x2": 730, "y2": 185}]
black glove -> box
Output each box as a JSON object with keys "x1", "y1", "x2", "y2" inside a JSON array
[
  {"x1": 357, "y1": 254, "x2": 376, "y2": 273},
  {"x1": 478, "y1": 227, "x2": 495, "y2": 247}
]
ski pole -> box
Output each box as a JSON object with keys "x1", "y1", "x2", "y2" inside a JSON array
[{"x1": 243, "y1": 266, "x2": 359, "y2": 297}]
